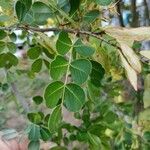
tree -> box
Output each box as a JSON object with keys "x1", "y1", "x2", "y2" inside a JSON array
[{"x1": 0, "y1": 0, "x2": 150, "y2": 149}]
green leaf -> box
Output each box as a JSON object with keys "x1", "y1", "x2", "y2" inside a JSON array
[
  {"x1": 9, "y1": 32, "x2": 17, "y2": 42},
  {"x1": 0, "y1": 15, "x2": 10, "y2": 22},
  {"x1": 0, "y1": 41, "x2": 6, "y2": 53},
  {"x1": 87, "y1": 132, "x2": 101, "y2": 149},
  {"x1": 7, "y1": 42, "x2": 17, "y2": 53},
  {"x1": 83, "y1": 10, "x2": 99, "y2": 23},
  {"x1": 32, "y1": 96, "x2": 43, "y2": 105},
  {"x1": 0, "y1": 30, "x2": 7, "y2": 40},
  {"x1": 69, "y1": 0, "x2": 80, "y2": 15},
  {"x1": 90, "y1": 61, "x2": 105, "y2": 87},
  {"x1": 43, "y1": 59, "x2": 50, "y2": 69},
  {"x1": 57, "y1": 0, "x2": 70, "y2": 13},
  {"x1": 15, "y1": 1, "x2": 26, "y2": 21},
  {"x1": 143, "y1": 131, "x2": 150, "y2": 142},
  {"x1": 76, "y1": 132, "x2": 89, "y2": 141},
  {"x1": 2, "y1": 83, "x2": 9, "y2": 92},
  {"x1": 51, "y1": 146, "x2": 67, "y2": 150},
  {"x1": 50, "y1": 55, "x2": 68, "y2": 80},
  {"x1": 28, "y1": 140, "x2": 40, "y2": 150},
  {"x1": 27, "y1": 47, "x2": 41, "y2": 60},
  {"x1": 87, "y1": 80, "x2": 100, "y2": 102},
  {"x1": 0, "y1": 53, "x2": 18, "y2": 68},
  {"x1": 27, "y1": 112, "x2": 42, "y2": 124},
  {"x1": 95, "y1": 0, "x2": 112, "y2": 6},
  {"x1": 28, "y1": 124, "x2": 40, "y2": 141},
  {"x1": 40, "y1": 127, "x2": 51, "y2": 141},
  {"x1": 103, "y1": 111, "x2": 117, "y2": 124},
  {"x1": 20, "y1": 0, "x2": 32, "y2": 11},
  {"x1": 48, "y1": 105, "x2": 62, "y2": 133},
  {"x1": 44, "y1": 81, "x2": 64, "y2": 108},
  {"x1": 22, "y1": 10, "x2": 34, "y2": 24},
  {"x1": 64, "y1": 83, "x2": 85, "y2": 112},
  {"x1": 56, "y1": 32, "x2": 72, "y2": 55},
  {"x1": 70, "y1": 59, "x2": 92, "y2": 84},
  {"x1": 74, "y1": 39, "x2": 95, "y2": 57},
  {"x1": 32, "y1": 1, "x2": 53, "y2": 25},
  {"x1": 7, "y1": 53, "x2": 18, "y2": 66},
  {"x1": 0, "y1": 53, "x2": 6, "y2": 68},
  {"x1": 31, "y1": 59, "x2": 43, "y2": 73}
]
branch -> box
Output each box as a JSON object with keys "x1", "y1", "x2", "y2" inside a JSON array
[
  {"x1": 0, "y1": 25, "x2": 105, "y2": 41},
  {"x1": 131, "y1": 0, "x2": 139, "y2": 27},
  {"x1": 0, "y1": 25, "x2": 133, "y2": 66},
  {"x1": 143, "y1": 0, "x2": 150, "y2": 26},
  {"x1": 115, "y1": 0, "x2": 125, "y2": 27}
]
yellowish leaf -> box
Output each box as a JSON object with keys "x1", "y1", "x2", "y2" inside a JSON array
[
  {"x1": 119, "y1": 42, "x2": 141, "y2": 73},
  {"x1": 143, "y1": 74, "x2": 150, "y2": 109},
  {"x1": 143, "y1": 90, "x2": 150, "y2": 109},
  {"x1": 105, "y1": 27, "x2": 150, "y2": 46},
  {"x1": 140, "y1": 50, "x2": 150, "y2": 60},
  {"x1": 94, "y1": 47, "x2": 110, "y2": 73},
  {"x1": 119, "y1": 51, "x2": 138, "y2": 91},
  {"x1": 144, "y1": 74, "x2": 150, "y2": 89}
]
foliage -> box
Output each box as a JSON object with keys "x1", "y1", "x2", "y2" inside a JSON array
[{"x1": 0, "y1": 0, "x2": 150, "y2": 149}]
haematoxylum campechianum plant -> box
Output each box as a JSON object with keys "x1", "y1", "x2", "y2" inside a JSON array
[{"x1": 0, "y1": 0, "x2": 150, "y2": 149}]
